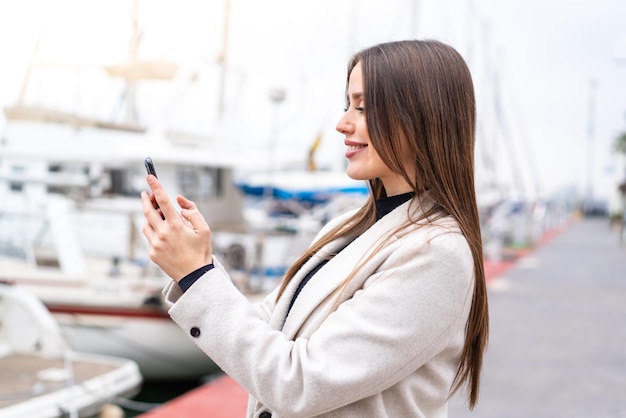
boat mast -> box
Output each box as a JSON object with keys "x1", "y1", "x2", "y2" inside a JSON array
[
  {"x1": 125, "y1": 0, "x2": 140, "y2": 124},
  {"x1": 217, "y1": 0, "x2": 231, "y2": 123}
]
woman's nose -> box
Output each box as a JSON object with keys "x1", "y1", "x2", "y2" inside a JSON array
[{"x1": 336, "y1": 113, "x2": 353, "y2": 135}]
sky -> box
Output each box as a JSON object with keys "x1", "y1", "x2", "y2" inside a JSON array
[
  {"x1": 470, "y1": 0, "x2": 626, "y2": 206},
  {"x1": 0, "y1": 0, "x2": 625, "y2": 207}
]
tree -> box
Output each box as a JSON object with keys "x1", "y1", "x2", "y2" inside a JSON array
[
  {"x1": 614, "y1": 131, "x2": 626, "y2": 155},
  {"x1": 615, "y1": 130, "x2": 626, "y2": 246}
]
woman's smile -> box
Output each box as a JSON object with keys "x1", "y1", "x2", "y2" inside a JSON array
[{"x1": 345, "y1": 140, "x2": 367, "y2": 158}]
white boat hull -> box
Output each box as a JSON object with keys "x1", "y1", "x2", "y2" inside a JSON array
[{"x1": 50, "y1": 309, "x2": 221, "y2": 380}]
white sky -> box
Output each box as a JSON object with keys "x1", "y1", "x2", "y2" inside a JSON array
[
  {"x1": 0, "y1": 0, "x2": 625, "y2": 204},
  {"x1": 471, "y1": 0, "x2": 626, "y2": 204}
]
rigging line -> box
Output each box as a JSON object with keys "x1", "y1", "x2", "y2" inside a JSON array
[
  {"x1": 492, "y1": 54, "x2": 528, "y2": 198},
  {"x1": 473, "y1": 13, "x2": 501, "y2": 181},
  {"x1": 63, "y1": 343, "x2": 79, "y2": 418},
  {"x1": 113, "y1": 396, "x2": 162, "y2": 413},
  {"x1": 504, "y1": 71, "x2": 542, "y2": 198},
  {"x1": 47, "y1": 370, "x2": 161, "y2": 413}
]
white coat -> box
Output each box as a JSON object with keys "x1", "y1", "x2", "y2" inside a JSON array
[{"x1": 162, "y1": 195, "x2": 475, "y2": 417}]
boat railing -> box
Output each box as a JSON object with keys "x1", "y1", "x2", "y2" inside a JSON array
[{"x1": 0, "y1": 282, "x2": 69, "y2": 358}]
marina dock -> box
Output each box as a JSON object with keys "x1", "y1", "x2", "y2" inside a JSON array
[
  {"x1": 450, "y1": 217, "x2": 626, "y2": 417},
  {"x1": 134, "y1": 216, "x2": 626, "y2": 417}
]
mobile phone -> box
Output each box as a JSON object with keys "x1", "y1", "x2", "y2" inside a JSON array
[
  {"x1": 144, "y1": 157, "x2": 162, "y2": 215},
  {"x1": 144, "y1": 157, "x2": 158, "y2": 178}
]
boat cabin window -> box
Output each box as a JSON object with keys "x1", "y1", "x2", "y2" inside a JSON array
[
  {"x1": 176, "y1": 166, "x2": 223, "y2": 201},
  {"x1": 46, "y1": 163, "x2": 90, "y2": 195},
  {"x1": 106, "y1": 168, "x2": 138, "y2": 197},
  {"x1": 9, "y1": 164, "x2": 25, "y2": 192},
  {"x1": 9, "y1": 182, "x2": 24, "y2": 192}
]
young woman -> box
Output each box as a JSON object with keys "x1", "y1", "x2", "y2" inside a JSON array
[{"x1": 142, "y1": 39, "x2": 489, "y2": 417}]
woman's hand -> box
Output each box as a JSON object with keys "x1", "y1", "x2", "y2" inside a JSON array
[{"x1": 141, "y1": 175, "x2": 213, "y2": 282}]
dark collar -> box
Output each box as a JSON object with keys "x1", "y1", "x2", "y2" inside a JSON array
[{"x1": 375, "y1": 192, "x2": 415, "y2": 220}]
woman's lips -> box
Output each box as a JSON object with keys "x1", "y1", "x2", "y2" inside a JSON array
[{"x1": 345, "y1": 142, "x2": 367, "y2": 159}]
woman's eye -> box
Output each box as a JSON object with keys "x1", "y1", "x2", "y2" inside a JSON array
[{"x1": 343, "y1": 105, "x2": 364, "y2": 112}]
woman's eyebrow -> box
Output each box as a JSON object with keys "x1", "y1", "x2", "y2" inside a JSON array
[{"x1": 346, "y1": 91, "x2": 363, "y2": 103}]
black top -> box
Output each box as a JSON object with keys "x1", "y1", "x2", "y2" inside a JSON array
[
  {"x1": 375, "y1": 192, "x2": 414, "y2": 219},
  {"x1": 178, "y1": 263, "x2": 214, "y2": 292}
]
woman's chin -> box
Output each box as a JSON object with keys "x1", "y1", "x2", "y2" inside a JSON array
[{"x1": 345, "y1": 170, "x2": 367, "y2": 182}]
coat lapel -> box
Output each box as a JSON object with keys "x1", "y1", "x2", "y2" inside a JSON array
[
  {"x1": 267, "y1": 235, "x2": 351, "y2": 332},
  {"x1": 275, "y1": 200, "x2": 416, "y2": 339}
]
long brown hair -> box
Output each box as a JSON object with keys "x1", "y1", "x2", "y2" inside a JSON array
[{"x1": 277, "y1": 39, "x2": 488, "y2": 409}]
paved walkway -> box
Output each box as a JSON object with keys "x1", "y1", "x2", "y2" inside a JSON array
[{"x1": 449, "y1": 218, "x2": 626, "y2": 418}]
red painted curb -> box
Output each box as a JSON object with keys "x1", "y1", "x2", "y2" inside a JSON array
[{"x1": 138, "y1": 375, "x2": 248, "y2": 418}]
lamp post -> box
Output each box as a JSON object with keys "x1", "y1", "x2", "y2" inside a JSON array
[
  {"x1": 615, "y1": 53, "x2": 626, "y2": 244},
  {"x1": 254, "y1": 88, "x2": 286, "y2": 292},
  {"x1": 264, "y1": 88, "x2": 286, "y2": 204},
  {"x1": 585, "y1": 78, "x2": 598, "y2": 206}
]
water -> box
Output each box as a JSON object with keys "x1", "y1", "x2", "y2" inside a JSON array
[{"x1": 119, "y1": 374, "x2": 221, "y2": 417}]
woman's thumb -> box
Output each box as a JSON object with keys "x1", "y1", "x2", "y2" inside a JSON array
[
  {"x1": 177, "y1": 195, "x2": 208, "y2": 230},
  {"x1": 177, "y1": 194, "x2": 195, "y2": 210}
]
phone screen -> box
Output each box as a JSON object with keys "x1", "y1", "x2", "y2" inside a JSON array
[
  {"x1": 144, "y1": 157, "x2": 162, "y2": 215},
  {"x1": 144, "y1": 157, "x2": 158, "y2": 178}
]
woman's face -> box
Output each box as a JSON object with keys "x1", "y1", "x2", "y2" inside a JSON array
[{"x1": 336, "y1": 62, "x2": 413, "y2": 196}]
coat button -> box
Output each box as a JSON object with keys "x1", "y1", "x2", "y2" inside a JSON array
[
  {"x1": 259, "y1": 412, "x2": 272, "y2": 418},
  {"x1": 190, "y1": 327, "x2": 201, "y2": 337}
]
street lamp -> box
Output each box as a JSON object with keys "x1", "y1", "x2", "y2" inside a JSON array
[
  {"x1": 585, "y1": 78, "x2": 598, "y2": 205},
  {"x1": 264, "y1": 88, "x2": 286, "y2": 204},
  {"x1": 254, "y1": 87, "x2": 286, "y2": 292}
]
